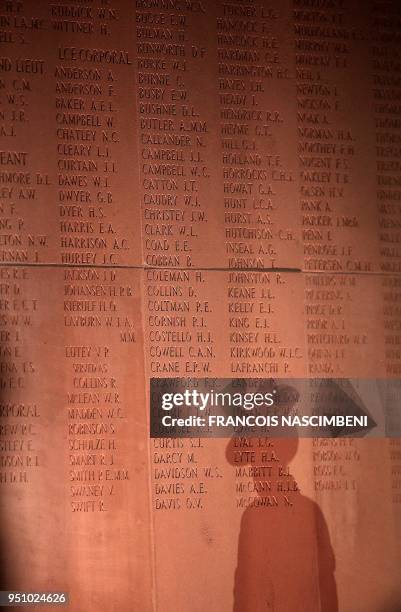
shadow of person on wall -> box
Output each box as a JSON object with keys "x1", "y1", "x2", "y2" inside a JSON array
[{"x1": 226, "y1": 383, "x2": 338, "y2": 612}]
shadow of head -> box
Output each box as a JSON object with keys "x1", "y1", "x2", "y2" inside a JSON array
[{"x1": 225, "y1": 381, "x2": 300, "y2": 471}]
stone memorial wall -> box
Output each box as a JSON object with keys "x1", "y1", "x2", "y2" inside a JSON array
[{"x1": 0, "y1": 0, "x2": 400, "y2": 610}]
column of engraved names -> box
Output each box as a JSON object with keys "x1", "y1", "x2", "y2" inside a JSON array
[
  {"x1": 0, "y1": 0, "x2": 54, "y2": 263},
  {"x1": 372, "y1": 0, "x2": 401, "y2": 279},
  {"x1": 294, "y1": 0, "x2": 374, "y2": 274},
  {"x1": 372, "y1": 1, "x2": 401, "y2": 374},
  {"x1": 294, "y1": 2, "x2": 377, "y2": 378},
  {"x1": 53, "y1": 2, "x2": 139, "y2": 513},
  {"x1": 145, "y1": 278, "x2": 220, "y2": 507},
  {"x1": 136, "y1": 1, "x2": 220, "y2": 377},
  {"x1": 0, "y1": 0, "x2": 51, "y2": 566},
  {"x1": 135, "y1": 0, "x2": 214, "y2": 270},
  {"x1": 135, "y1": 0, "x2": 225, "y2": 516},
  {"x1": 305, "y1": 274, "x2": 380, "y2": 500},
  {"x1": 0, "y1": 268, "x2": 40, "y2": 487},
  {"x1": 0, "y1": 1, "x2": 66, "y2": 594},
  {"x1": 218, "y1": 0, "x2": 298, "y2": 271},
  {"x1": 65, "y1": 268, "x2": 139, "y2": 513},
  {"x1": 54, "y1": 2, "x2": 135, "y2": 267},
  {"x1": 216, "y1": 1, "x2": 303, "y2": 378},
  {"x1": 371, "y1": 0, "x2": 401, "y2": 535}
]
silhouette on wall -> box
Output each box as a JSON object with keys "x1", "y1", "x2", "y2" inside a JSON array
[{"x1": 226, "y1": 382, "x2": 338, "y2": 612}]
